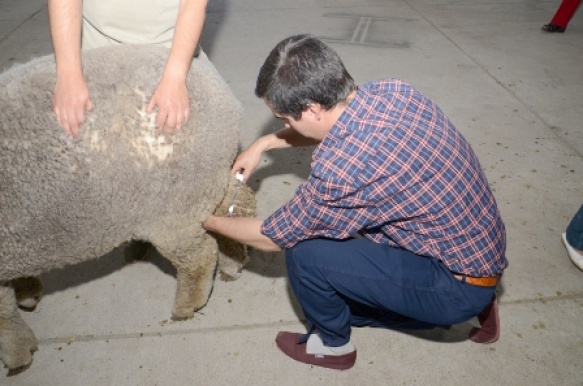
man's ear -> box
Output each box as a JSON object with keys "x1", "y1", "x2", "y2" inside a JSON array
[{"x1": 306, "y1": 103, "x2": 323, "y2": 120}]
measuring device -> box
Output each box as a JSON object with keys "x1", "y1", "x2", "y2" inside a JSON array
[{"x1": 227, "y1": 171, "x2": 245, "y2": 217}]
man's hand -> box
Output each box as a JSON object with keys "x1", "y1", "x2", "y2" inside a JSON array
[
  {"x1": 231, "y1": 144, "x2": 264, "y2": 182},
  {"x1": 52, "y1": 69, "x2": 92, "y2": 139},
  {"x1": 147, "y1": 74, "x2": 190, "y2": 134}
]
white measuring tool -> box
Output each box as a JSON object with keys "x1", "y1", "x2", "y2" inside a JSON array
[{"x1": 227, "y1": 171, "x2": 245, "y2": 217}]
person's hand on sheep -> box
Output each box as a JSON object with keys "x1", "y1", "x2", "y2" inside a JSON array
[
  {"x1": 52, "y1": 73, "x2": 93, "y2": 139},
  {"x1": 147, "y1": 74, "x2": 190, "y2": 134},
  {"x1": 231, "y1": 144, "x2": 264, "y2": 182}
]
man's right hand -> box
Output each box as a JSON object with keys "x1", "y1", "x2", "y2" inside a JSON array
[
  {"x1": 53, "y1": 74, "x2": 93, "y2": 139},
  {"x1": 231, "y1": 139, "x2": 266, "y2": 182}
]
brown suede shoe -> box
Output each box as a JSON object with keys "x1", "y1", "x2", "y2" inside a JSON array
[
  {"x1": 469, "y1": 296, "x2": 500, "y2": 344},
  {"x1": 275, "y1": 332, "x2": 357, "y2": 370}
]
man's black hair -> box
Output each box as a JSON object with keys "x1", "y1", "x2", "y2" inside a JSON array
[{"x1": 255, "y1": 34, "x2": 356, "y2": 119}]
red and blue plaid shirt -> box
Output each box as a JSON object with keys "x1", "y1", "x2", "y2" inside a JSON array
[{"x1": 261, "y1": 79, "x2": 507, "y2": 277}]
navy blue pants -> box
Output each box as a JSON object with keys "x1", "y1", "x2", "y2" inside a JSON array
[
  {"x1": 566, "y1": 204, "x2": 583, "y2": 250},
  {"x1": 285, "y1": 237, "x2": 496, "y2": 347}
]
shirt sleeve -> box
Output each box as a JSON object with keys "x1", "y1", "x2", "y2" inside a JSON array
[
  {"x1": 260, "y1": 181, "x2": 362, "y2": 248},
  {"x1": 260, "y1": 136, "x2": 382, "y2": 249}
]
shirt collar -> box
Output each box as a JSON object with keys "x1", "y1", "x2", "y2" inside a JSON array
[{"x1": 326, "y1": 86, "x2": 363, "y2": 141}]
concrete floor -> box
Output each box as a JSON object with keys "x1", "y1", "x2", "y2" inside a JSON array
[{"x1": 1, "y1": 0, "x2": 582, "y2": 385}]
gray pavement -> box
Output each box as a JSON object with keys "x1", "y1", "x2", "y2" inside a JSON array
[{"x1": 1, "y1": 0, "x2": 582, "y2": 385}]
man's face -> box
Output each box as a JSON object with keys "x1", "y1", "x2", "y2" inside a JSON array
[{"x1": 268, "y1": 104, "x2": 327, "y2": 141}]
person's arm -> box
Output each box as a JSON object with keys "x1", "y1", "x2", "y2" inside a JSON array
[
  {"x1": 48, "y1": 0, "x2": 91, "y2": 139},
  {"x1": 206, "y1": 127, "x2": 320, "y2": 247},
  {"x1": 203, "y1": 216, "x2": 282, "y2": 252},
  {"x1": 232, "y1": 127, "x2": 320, "y2": 181},
  {"x1": 147, "y1": 0, "x2": 208, "y2": 133}
]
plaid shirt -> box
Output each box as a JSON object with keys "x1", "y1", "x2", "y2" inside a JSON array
[{"x1": 261, "y1": 79, "x2": 507, "y2": 277}]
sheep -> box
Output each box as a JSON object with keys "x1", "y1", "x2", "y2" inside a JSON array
[{"x1": 0, "y1": 45, "x2": 256, "y2": 373}]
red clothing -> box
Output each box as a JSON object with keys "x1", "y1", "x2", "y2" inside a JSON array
[{"x1": 550, "y1": 0, "x2": 581, "y2": 28}]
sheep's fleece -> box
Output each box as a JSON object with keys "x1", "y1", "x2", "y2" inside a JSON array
[{"x1": 0, "y1": 46, "x2": 256, "y2": 373}]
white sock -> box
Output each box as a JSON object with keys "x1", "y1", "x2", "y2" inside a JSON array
[
  {"x1": 306, "y1": 332, "x2": 355, "y2": 356},
  {"x1": 467, "y1": 316, "x2": 481, "y2": 328}
]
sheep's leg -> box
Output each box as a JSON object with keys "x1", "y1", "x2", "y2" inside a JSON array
[
  {"x1": 171, "y1": 234, "x2": 218, "y2": 320},
  {"x1": 10, "y1": 277, "x2": 43, "y2": 311},
  {"x1": 213, "y1": 183, "x2": 256, "y2": 281},
  {"x1": 217, "y1": 237, "x2": 248, "y2": 281},
  {"x1": 123, "y1": 240, "x2": 151, "y2": 263},
  {"x1": 0, "y1": 284, "x2": 38, "y2": 374}
]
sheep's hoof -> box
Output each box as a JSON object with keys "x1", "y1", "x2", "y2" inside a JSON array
[
  {"x1": 218, "y1": 252, "x2": 246, "y2": 282},
  {"x1": 171, "y1": 304, "x2": 196, "y2": 320},
  {"x1": 11, "y1": 277, "x2": 43, "y2": 311},
  {"x1": 219, "y1": 271, "x2": 239, "y2": 282},
  {"x1": 171, "y1": 310, "x2": 194, "y2": 321},
  {"x1": 170, "y1": 314, "x2": 191, "y2": 322},
  {"x1": 7, "y1": 363, "x2": 32, "y2": 377},
  {"x1": 171, "y1": 301, "x2": 208, "y2": 320}
]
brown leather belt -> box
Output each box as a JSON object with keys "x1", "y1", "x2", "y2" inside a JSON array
[{"x1": 454, "y1": 274, "x2": 499, "y2": 287}]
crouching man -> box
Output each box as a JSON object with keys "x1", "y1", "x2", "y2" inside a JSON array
[{"x1": 203, "y1": 34, "x2": 507, "y2": 370}]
